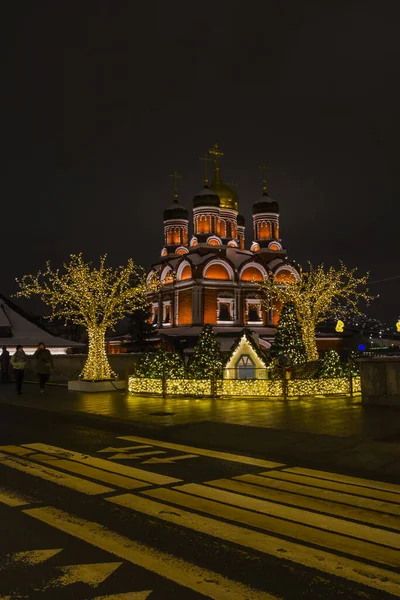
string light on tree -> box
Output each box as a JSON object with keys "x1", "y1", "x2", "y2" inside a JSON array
[
  {"x1": 269, "y1": 302, "x2": 307, "y2": 366},
  {"x1": 15, "y1": 253, "x2": 159, "y2": 381},
  {"x1": 259, "y1": 262, "x2": 373, "y2": 362},
  {"x1": 319, "y1": 349, "x2": 344, "y2": 378},
  {"x1": 187, "y1": 324, "x2": 223, "y2": 379}
]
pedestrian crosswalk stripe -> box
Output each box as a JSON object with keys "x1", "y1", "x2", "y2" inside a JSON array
[
  {"x1": 260, "y1": 470, "x2": 400, "y2": 504},
  {"x1": 22, "y1": 443, "x2": 181, "y2": 486},
  {"x1": 236, "y1": 473, "x2": 400, "y2": 516},
  {"x1": 119, "y1": 435, "x2": 284, "y2": 468},
  {"x1": 0, "y1": 487, "x2": 34, "y2": 508},
  {"x1": 93, "y1": 593, "x2": 152, "y2": 600},
  {"x1": 206, "y1": 477, "x2": 400, "y2": 531},
  {"x1": 27, "y1": 454, "x2": 150, "y2": 490},
  {"x1": 50, "y1": 561, "x2": 122, "y2": 588},
  {"x1": 175, "y1": 482, "x2": 400, "y2": 549},
  {"x1": 0, "y1": 445, "x2": 35, "y2": 457},
  {"x1": 0, "y1": 453, "x2": 112, "y2": 496},
  {"x1": 108, "y1": 492, "x2": 400, "y2": 597},
  {"x1": 24, "y1": 506, "x2": 271, "y2": 600},
  {"x1": 285, "y1": 466, "x2": 400, "y2": 495},
  {"x1": 4, "y1": 548, "x2": 62, "y2": 567},
  {"x1": 141, "y1": 487, "x2": 400, "y2": 568}
]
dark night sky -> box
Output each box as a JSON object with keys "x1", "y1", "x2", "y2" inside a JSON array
[{"x1": 2, "y1": 1, "x2": 400, "y2": 322}]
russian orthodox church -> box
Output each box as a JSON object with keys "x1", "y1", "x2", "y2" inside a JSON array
[{"x1": 147, "y1": 144, "x2": 299, "y2": 351}]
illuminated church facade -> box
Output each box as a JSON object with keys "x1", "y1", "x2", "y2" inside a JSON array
[{"x1": 147, "y1": 145, "x2": 299, "y2": 350}]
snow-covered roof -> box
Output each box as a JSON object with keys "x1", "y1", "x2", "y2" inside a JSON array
[{"x1": 0, "y1": 294, "x2": 83, "y2": 348}]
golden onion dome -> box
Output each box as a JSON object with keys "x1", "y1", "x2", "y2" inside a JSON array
[{"x1": 210, "y1": 182, "x2": 239, "y2": 211}]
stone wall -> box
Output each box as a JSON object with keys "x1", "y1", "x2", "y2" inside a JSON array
[
  {"x1": 19, "y1": 354, "x2": 138, "y2": 384},
  {"x1": 358, "y1": 357, "x2": 400, "y2": 406}
]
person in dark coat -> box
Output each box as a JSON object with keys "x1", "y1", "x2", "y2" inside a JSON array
[
  {"x1": 33, "y1": 342, "x2": 54, "y2": 393},
  {"x1": 1, "y1": 346, "x2": 10, "y2": 382},
  {"x1": 10, "y1": 345, "x2": 27, "y2": 394}
]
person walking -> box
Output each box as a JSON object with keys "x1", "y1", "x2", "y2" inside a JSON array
[
  {"x1": 0, "y1": 346, "x2": 10, "y2": 382},
  {"x1": 10, "y1": 345, "x2": 27, "y2": 394},
  {"x1": 33, "y1": 342, "x2": 54, "y2": 393}
]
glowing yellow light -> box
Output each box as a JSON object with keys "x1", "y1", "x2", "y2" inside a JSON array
[
  {"x1": 335, "y1": 319, "x2": 344, "y2": 332},
  {"x1": 396, "y1": 321, "x2": 400, "y2": 333},
  {"x1": 128, "y1": 375, "x2": 361, "y2": 398},
  {"x1": 15, "y1": 254, "x2": 160, "y2": 381},
  {"x1": 258, "y1": 262, "x2": 372, "y2": 362}
]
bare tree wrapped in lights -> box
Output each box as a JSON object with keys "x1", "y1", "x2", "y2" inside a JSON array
[
  {"x1": 259, "y1": 263, "x2": 372, "y2": 362},
  {"x1": 15, "y1": 254, "x2": 159, "y2": 380}
]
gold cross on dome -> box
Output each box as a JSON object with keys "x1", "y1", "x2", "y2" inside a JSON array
[
  {"x1": 208, "y1": 143, "x2": 224, "y2": 162},
  {"x1": 258, "y1": 163, "x2": 268, "y2": 194},
  {"x1": 199, "y1": 154, "x2": 214, "y2": 185},
  {"x1": 169, "y1": 172, "x2": 182, "y2": 199}
]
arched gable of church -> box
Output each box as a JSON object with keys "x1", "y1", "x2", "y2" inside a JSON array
[
  {"x1": 239, "y1": 261, "x2": 268, "y2": 282},
  {"x1": 274, "y1": 265, "x2": 299, "y2": 283},
  {"x1": 176, "y1": 259, "x2": 192, "y2": 281},
  {"x1": 203, "y1": 258, "x2": 235, "y2": 281}
]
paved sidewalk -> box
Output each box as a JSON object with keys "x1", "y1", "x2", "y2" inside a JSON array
[{"x1": 0, "y1": 383, "x2": 399, "y2": 482}]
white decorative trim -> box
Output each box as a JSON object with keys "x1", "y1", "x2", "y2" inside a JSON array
[
  {"x1": 146, "y1": 270, "x2": 156, "y2": 285},
  {"x1": 250, "y1": 241, "x2": 260, "y2": 252},
  {"x1": 176, "y1": 259, "x2": 192, "y2": 281},
  {"x1": 274, "y1": 264, "x2": 300, "y2": 281},
  {"x1": 163, "y1": 218, "x2": 189, "y2": 225},
  {"x1": 268, "y1": 241, "x2": 282, "y2": 250},
  {"x1": 227, "y1": 239, "x2": 238, "y2": 247},
  {"x1": 203, "y1": 258, "x2": 234, "y2": 280},
  {"x1": 252, "y1": 212, "x2": 279, "y2": 218},
  {"x1": 206, "y1": 235, "x2": 222, "y2": 246},
  {"x1": 175, "y1": 246, "x2": 189, "y2": 255},
  {"x1": 161, "y1": 265, "x2": 173, "y2": 283},
  {"x1": 217, "y1": 297, "x2": 234, "y2": 324},
  {"x1": 239, "y1": 261, "x2": 268, "y2": 280},
  {"x1": 190, "y1": 236, "x2": 198, "y2": 246}
]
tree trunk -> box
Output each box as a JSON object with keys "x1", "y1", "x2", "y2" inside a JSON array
[
  {"x1": 80, "y1": 325, "x2": 116, "y2": 380},
  {"x1": 301, "y1": 322, "x2": 319, "y2": 362}
]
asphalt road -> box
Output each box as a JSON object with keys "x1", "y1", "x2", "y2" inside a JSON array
[{"x1": 0, "y1": 403, "x2": 398, "y2": 600}]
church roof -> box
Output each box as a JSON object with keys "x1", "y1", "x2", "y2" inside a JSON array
[
  {"x1": 0, "y1": 293, "x2": 82, "y2": 348},
  {"x1": 252, "y1": 192, "x2": 279, "y2": 215}
]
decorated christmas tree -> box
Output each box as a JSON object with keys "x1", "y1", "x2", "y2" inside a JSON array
[
  {"x1": 135, "y1": 349, "x2": 185, "y2": 379},
  {"x1": 188, "y1": 324, "x2": 223, "y2": 379},
  {"x1": 269, "y1": 302, "x2": 307, "y2": 366},
  {"x1": 319, "y1": 349, "x2": 344, "y2": 378}
]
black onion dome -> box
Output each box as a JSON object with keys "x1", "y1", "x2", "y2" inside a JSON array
[
  {"x1": 252, "y1": 193, "x2": 279, "y2": 215},
  {"x1": 237, "y1": 214, "x2": 245, "y2": 226},
  {"x1": 163, "y1": 199, "x2": 188, "y2": 221},
  {"x1": 193, "y1": 186, "x2": 220, "y2": 208}
]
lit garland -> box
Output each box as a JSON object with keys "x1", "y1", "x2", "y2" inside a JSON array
[
  {"x1": 259, "y1": 262, "x2": 372, "y2": 362},
  {"x1": 128, "y1": 375, "x2": 361, "y2": 397},
  {"x1": 15, "y1": 253, "x2": 160, "y2": 381}
]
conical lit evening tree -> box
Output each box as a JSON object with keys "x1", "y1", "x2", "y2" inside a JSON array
[
  {"x1": 270, "y1": 302, "x2": 307, "y2": 366},
  {"x1": 188, "y1": 324, "x2": 223, "y2": 379},
  {"x1": 15, "y1": 254, "x2": 159, "y2": 380},
  {"x1": 259, "y1": 262, "x2": 372, "y2": 362},
  {"x1": 320, "y1": 349, "x2": 344, "y2": 378}
]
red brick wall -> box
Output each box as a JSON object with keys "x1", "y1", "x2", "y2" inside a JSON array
[
  {"x1": 204, "y1": 289, "x2": 217, "y2": 324},
  {"x1": 178, "y1": 290, "x2": 192, "y2": 325}
]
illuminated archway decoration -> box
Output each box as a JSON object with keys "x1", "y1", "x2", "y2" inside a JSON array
[
  {"x1": 203, "y1": 259, "x2": 234, "y2": 281},
  {"x1": 250, "y1": 242, "x2": 260, "y2": 252},
  {"x1": 227, "y1": 239, "x2": 238, "y2": 248},
  {"x1": 161, "y1": 248, "x2": 168, "y2": 257},
  {"x1": 274, "y1": 265, "x2": 299, "y2": 283},
  {"x1": 240, "y1": 262, "x2": 267, "y2": 282},
  {"x1": 190, "y1": 236, "x2": 198, "y2": 247},
  {"x1": 268, "y1": 242, "x2": 282, "y2": 251},
  {"x1": 161, "y1": 266, "x2": 174, "y2": 285},
  {"x1": 206, "y1": 236, "x2": 222, "y2": 246},
  {"x1": 177, "y1": 260, "x2": 192, "y2": 281},
  {"x1": 176, "y1": 246, "x2": 189, "y2": 256}
]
